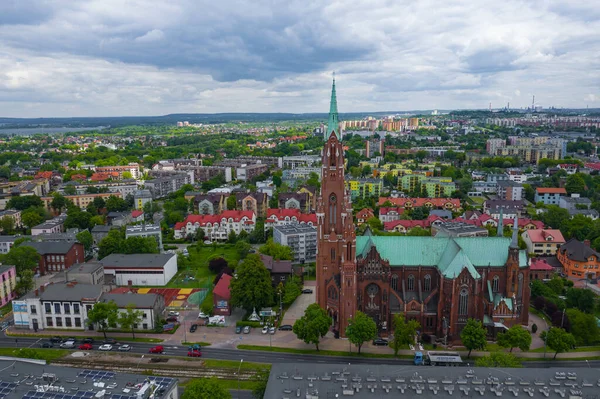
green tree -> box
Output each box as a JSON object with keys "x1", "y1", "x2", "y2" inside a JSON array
[
  {"x1": 98, "y1": 229, "x2": 124, "y2": 259},
  {"x1": 565, "y1": 308, "x2": 600, "y2": 345},
  {"x1": 21, "y1": 208, "x2": 44, "y2": 229},
  {"x1": 497, "y1": 325, "x2": 532, "y2": 352},
  {"x1": 475, "y1": 352, "x2": 522, "y2": 368},
  {"x1": 76, "y1": 230, "x2": 94, "y2": 254},
  {"x1": 366, "y1": 217, "x2": 383, "y2": 231},
  {"x1": 181, "y1": 378, "x2": 231, "y2": 399},
  {"x1": 390, "y1": 314, "x2": 420, "y2": 356},
  {"x1": 87, "y1": 301, "x2": 119, "y2": 339},
  {"x1": 229, "y1": 254, "x2": 274, "y2": 312},
  {"x1": 541, "y1": 206, "x2": 570, "y2": 230},
  {"x1": 227, "y1": 230, "x2": 237, "y2": 244},
  {"x1": 259, "y1": 238, "x2": 293, "y2": 261},
  {"x1": 117, "y1": 304, "x2": 145, "y2": 338},
  {"x1": 565, "y1": 288, "x2": 596, "y2": 313},
  {"x1": 346, "y1": 311, "x2": 378, "y2": 354},
  {"x1": 292, "y1": 303, "x2": 332, "y2": 351},
  {"x1": 565, "y1": 173, "x2": 586, "y2": 195},
  {"x1": 226, "y1": 195, "x2": 237, "y2": 210},
  {"x1": 282, "y1": 275, "x2": 302, "y2": 306},
  {"x1": 1, "y1": 245, "x2": 40, "y2": 274},
  {"x1": 50, "y1": 193, "x2": 67, "y2": 213},
  {"x1": 460, "y1": 318, "x2": 487, "y2": 358},
  {"x1": 15, "y1": 269, "x2": 34, "y2": 296},
  {"x1": 63, "y1": 185, "x2": 77, "y2": 195},
  {"x1": 105, "y1": 195, "x2": 128, "y2": 212},
  {"x1": 0, "y1": 217, "x2": 15, "y2": 234},
  {"x1": 235, "y1": 240, "x2": 251, "y2": 259},
  {"x1": 546, "y1": 277, "x2": 564, "y2": 296},
  {"x1": 543, "y1": 327, "x2": 576, "y2": 359},
  {"x1": 93, "y1": 196, "x2": 106, "y2": 210},
  {"x1": 6, "y1": 195, "x2": 43, "y2": 210}
]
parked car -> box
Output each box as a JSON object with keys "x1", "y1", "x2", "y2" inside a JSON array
[
  {"x1": 278, "y1": 325, "x2": 293, "y2": 331},
  {"x1": 98, "y1": 344, "x2": 113, "y2": 351},
  {"x1": 50, "y1": 336, "x2": 62, "y2": 343},
  {"x1": 261, "y1": 326, "x2": 269, "y2": 334},
  {"x1": 63, "y1": 337, "x2": 77, "y2": 343},
  {"x1": 190, "y1": 324, "x2": 198, "y2": 333},
  {"x1": 235, "y1": 326, "x2": 242, "y2": 334},
  {"x1": 372, "y1": 338, "x2": 388, "y2": 346},
  {"x1": 39, "y1": 341, "x2": 53, "y2": 348},
  {"x1": 302, "y1": 289, "x2": 313, "y2": 294},
  {"x1": 269, "y1": 327, "x2": 276, "y2": 335},
  {"x1": 78, "y1": 343, "x2": 93, "y2": 350},
  {"x1": 60, "y1": 340, "x2": 76, "y2": 349},
  {"x1": 82, "y1": 338, "x2": 94, "y2": 344},
  {"x1": 166, "y1": 316, "x2": 178, "y2": 323},
  {"x1": 198, "y1": 312, "x2": 209, "y2": 319},
  {"x1": 149, "y1": 345, "x2": 164, "y2": 354},
  {"x1": 168, "y1": 311, "x2": 180, "y2": 317},
  {"x1": 103, "y1": 338, "x2": 117, "y2": 345},
  {"x1": 187, "y1": 350, "x2": 202, "y2": 357},
  {"x1": 118, "y1": 344, "x2": 132, "y2": 352},
  {"x1": 243, "y1": 326, "x2": 251, "y2": 334}
]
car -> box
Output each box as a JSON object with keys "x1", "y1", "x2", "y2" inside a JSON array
[
  {"x1": 60, "y1": 341, "x2": 76, "y2": 349},
  {"x1": 50, "y1": 336, "x2": 62, "y2": 343},
  {"x1": 103, "y1": 338, "x2": 117, "y2": 345},
  {"x1": 372, "y1": 338, "x2": 388, "y2": 346},
  {"x1": 187, "y1": 350, "x2": 202, "y2": 357},
  {"x1": 261, "y1": 326, "x2": 269, "y2": 334},
  {"x1": 168, "y1": 311, "x2": 180, "y2": 317},
  {"x1": 149, "y1": 345, "x2": 164, "y2": 354},
  {"x1": 278, "y1": 324, "x2": 293, "y2": 331},
  {"x1": 78, "y1": 343, "x2": 93, "y2": 350},
  {"x1": 269, "y1": 327, "x2": 276, "y2": 335},
  {"x1": 39, "y1": 341, "x2": 53, "y2": 348},
  {"x1": 98, "y1": 344, "x2": 113, "y2": 351},
  {"x1": 302, "y1": 289, "x2": 313, "y2": 294},
  {"x1": 243, "y1": 326, "x2": 251, "y2": 334},
  {"x1": 118, "y1": 344, "x2": 132, "y2": 352},
  {"x1": 82, "y1": 338, "x2": 94, "y2": 344},
  {"x1": 235, "y1": 326, "x2": 242, "y2": 334},
  {"x1": 63, "y1": 337, "x2": 77, "y2": 343},
  {"x1": 166, "y1": 316, "x2": 178, "y2": 323},
  {"x1": 204, "y1": 240, "x2": 212, "y2": 245},
  {"x1": 198, "y1": 312, "x2": 209, "y2": 319},
  {"x1": 190, "y1": 324, "x2": 198, "y2": 333}
]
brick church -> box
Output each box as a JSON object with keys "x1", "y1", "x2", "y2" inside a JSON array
[{"x1": 315, "y1": 79, "x2": 530, "y2": 340}]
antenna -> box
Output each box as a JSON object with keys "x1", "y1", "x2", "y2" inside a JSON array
[
  {"x1": 489, "y1": 102, "x2": 492, "y2": 111},
  {"x1": 532, "y1": 95, "x2": 535, "y2": 110}
]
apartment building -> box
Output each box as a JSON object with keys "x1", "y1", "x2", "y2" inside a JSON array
[
  {"x1": 22, "y1": 241, "x2": 85, "y2": 275},
  {"x1": 365, "y1": 139, "x2": 384, "y2": 158},
  {"x1": 31, "y1": 215, "x2": 66, "y2": 236},
  {"x1": 58, "y1": 180, "x2": 138, "y2": 198},
  {"x1": 346, "y1": 178, "x2": 383, "y2": 200},
  {"x1": 399, "y1": 175, "x2": 456, "y2": 197},
  {"x1": 0, "y1": 236, "x2": 20, "y2": 254},
  {"x1": 0, "y1": 266, "x2": 16, "y2": 307},
  {"x1": 192, "y1": 193, "x2": 228, "y2": 214},
  {"x1": 174, "y1": 210, "x2": 256, "y2": 241},
  {"x1": 133, "y1": 189, "x2": 153, "y2": 210},
  {"x1": 486, "y1": 138, "x2": 506, "y2": 155},
  {"x1": 557, "y1": 239, "x2": 600, "y2": 279},
  {"x1": 496, "y1": 180, "x2": 523, "y2": 201},
  {"x1": 264, "y1": 208, "x2": 316, "y2": 230},
  {"x1": 176, "y1": 165, "x2": 233, "y2": 183},
  {"x1": 95, "y1": 163, "x2": 140, "y2": 179},
  {"x1": 41, "y1": 192, "x2": 121, "y2": 211},
  {"x1": 125, "y1": 224, "x2": 163, "y2": 251},
  {"x1": 235, "y1": 192, "x2": 268, "y2": 218},
  {"x1": 236, "y1": 163, "x2": 268, "y2": 181},
  {"x1": 278, "y1": 192, "x2": 312, "y2": 213},
  {"x1": 0, "y1": 210, "x2": 21, "y2": 228},
  {"x1": 534, "y1": 187, "x2": 567, "y2": 205},
  {"x1": 522, "y1": 229, "x2": 565, "y2": 255},
  {"x1": 145, "y1": 171, "x2": 193, "y2": 199},
  {"x1": 273, "y1": 224, "x2": 317, "y2": 263}
]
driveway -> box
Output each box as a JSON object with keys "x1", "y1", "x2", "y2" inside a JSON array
[{"x1": 282, "y1": 281, "x2": 316, "y2": 325}]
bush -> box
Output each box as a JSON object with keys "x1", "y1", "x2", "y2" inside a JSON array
[
  {"x1": 163, "y1": 245, "x2": 178, "y2": 250},
  {"x1": 531, "y1": 324, "x2": 538, "y2": 334},
  {"x1": 236, "y1": 321, "x2": 262, "y2": 328},
  {"x1": 432, "y1": 343, "x2": 437, "y2": 349},
  {"x1": 200, "y1": 302, "x2": 213, "y2": 317},
  {"x1": 421, "y1": 333, "x2": 431, "y2": 344}
]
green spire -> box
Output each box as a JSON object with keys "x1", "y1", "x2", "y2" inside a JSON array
[{"x1": 326, "y1": 73, "x2": 339, "y2": 140}]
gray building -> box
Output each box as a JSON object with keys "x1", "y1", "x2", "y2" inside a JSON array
[
  {"x1": 125, "y1": 224, "x2": 163, "y2": 251},
  {"x1": 133, "y1": 189, "x2": 153, "y2": 210},
  {"x1": 145, "y1": 171, "x2": 193, "y2": 198},
  {"x1": 273, "y1": 224, "x2": 317, "y2": 263},
  {"x1": 91, "y1": 224, "x2": 113, "y2": 244},
  {"x1": 50, "y1": 262, "x2": 105, "y2": 286},
  {"x1": 559, "y1": 195, "x2": 592, "y2": 211},
  {"x1": 0, "y1": 235, "x2": 21, "y2": 254},
  {"x1": 496, "y1": 180, "x2": 523, "y2": 201},
  {"x1": 100, "y1": 292, "x2": 165, "y2": 331},
  {"x1": 432, "y1": 222, "x2": 489, "y2": 237}
]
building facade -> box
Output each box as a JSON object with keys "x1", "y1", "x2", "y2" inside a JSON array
[
  {"x1": 556, "y1": 239, "x2": 600, "y2": 279},
  {"x1": 0, "y1": 266, "x2": 16, "y2": 307},
  {"x1": 174, "y1": 210, "x2": 256, "y2": 240},
  {"x1": 522, "y1": 229, "x2": 565, "y2": 256},
  {"x1": 535, "y1": 187, "x2": 567, "y2": 205},
  {"x1": 273, "y1": 224, "x2": 317, "y2": 264},
  {"x1": 22, "y1": 241, "x2": 84, "y2": 275}
]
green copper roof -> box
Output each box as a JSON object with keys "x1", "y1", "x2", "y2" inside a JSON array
[
  {"x1": 326, "y1": 75, "x2": 339, "y2": 139},
  {"x1": 356, "y1": 236, "x2": 527, "y2": 279}
]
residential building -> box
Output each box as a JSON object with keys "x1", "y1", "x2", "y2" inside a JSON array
[
  {"x1": 0, "y1": 236, "x2": 20, "y2": 254},
  {"x1": 236, "y1": 163, "x2": 268, "y2": 181},
  {"x1": 101, "y1": 292, "x2": 165, "y2": 331},
  {"x1": 235, "y1": 192, "x2": 268, "y2": 218},
  {"x1": 31, "y1": 215, "x2": 66, "y2": 236},
  {"x1": 0, "y1": 210, "x2": 21, "y2": 228},
  {"x1": 193, "y1": 193, "x2": 228, "y2": 214},
  {"x1": 430, "y1": 209, "x2": 453, "y2": 219},
  {"x1": 529, "y1": 258, "x2": 557, "y2": 281},
  {"x1": 125, "y1": 224, "x2": 163, "y2": 251},
  {"x1": 569, "y1": 209, "x2": 600, "y2": 219},
  {"x1": 100, "y1": 253, "x2": 178, "y2": 286},
  {"x1": 384, "y1": 215, "x2": 446, "y2": 234},
  {"x1": 497, "y1": 144, "x2": 563, "y2": 164},
  {"x1": 378, "y1": 197, "x2": 461, "y2": 212},
  {"x1": 282, "y1": 167, "x2": 321, "y2": 185},
  {"x1": 106, "y1": 211, "x2": 131, "y2": 227},
  {"x1": 216, "y1": 156, "x2": 281, "y2": 169},
  {"x1": 256, "y1": 179, "x2": 276, "y2": 198},
  {"x1": 431, "y1": 222, "x2": 489, "y2": 237},
  {"x1": 378, "y1": 207, "x2": 405, "y2": 223},
  {"x1": 264, "y1": 209, "x2": 316, "y2": 230},
  {"x1": 176, "y1": 165, "x2": 233, "y2": 183},
  {"x1": 174, "y1": 210, "x2": 256, "y2": 240},
  {"x1": 50, "y1": 262, "x2": 105, "y2": 286},
  {"x1": 556, "y1": 163, "x2": 579, "y2": 174},
  {"x1": 131, "y1": 209, "x2": 144, "y2": 222},
  {"x1": 261, "y1": 254, "x2": 294, "y2": 286},
  {"x1": 133, "y1": 189, "x2": 153, "y2": 210},
  {"x1": 365, "y1": 138, "x2": 384, "y2": 158},
  {"x1": 0, "y1": 266, "x2": 16, "y2": 307},
  {"x1": 355, "y1": 208, "x2": 374, "y2": 225},
  {"x1": 534, "y1": 187, "x2": 567, "y2": 205},
  {"x1": 347, "y1": 178, "x2": 383, "y2": 200},
  {"x1": 483, "y1": 200, "x2": 525, "y2": 217},
  {"x1": 282, "y1": 155, "x2": 320, "y2": 169},
  {"x1": 297, "y1": 185, "x2": 317, "y2": 211},
  {"x1": 22, "y1": 241, "x2": 84, "y2": 275},
  {"x1": 559, "y1": 194, "x2": 592, "y2": 211},
  {"x1": 522, "y1": 229, "x2": 565, "y2": 255},
  {"x1": 399, "y1": 175, "x2": 456, "y2": 197},
  {"x1": 41, "y1": 192, "x2": 121, "y2": 211},
  {"x1": 95, "y1": 163, "x2": 140, "y2": 179},
  {"x1": 486, "y1": 138, "x2": 506, "y2": 155},
  {"x1": 496, "y1": 180, "x2": 523, "y2": 201},
  {"x1": 557, "y1": 239, "x2": 600, "y2": 279},
  {"x1": 278, "y1": 192, "x2": 312, "y2": 213},
  {"x1": 212, "y1": 273, "x2": 232, "y2": 316},
  {"x1": 58, "y1": 180, "x2": 138, "y2": 198},
  {"x1": 273, "y1": 224, "x2": 317, "y2": 264},
  {"x1": 145, "y1": 171, "x2": 194, "y2": 198}
]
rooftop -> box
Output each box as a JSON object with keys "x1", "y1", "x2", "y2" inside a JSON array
[
  {"x1": 213, "y1": 273, "x2": 232, "y2": 300},
  {"x1": 22, "y1": 241, "x2": 78, "y2": 255},
  {"x1": 524, "y1": 229, "x2": 565, "y2": 243},
  {"x1": 23, "y1": 282, "x2": 102, "y2": 302},
  {"x1": 536, "y1": 187, "x2": 567, "y2": 194},
  {"x1": 100, "y1": 292, "x2": 162, "y2": 308},
  {"x1": 274, "y1": 224, "x2": 317, "y2": 235},
  {"x1": 99, "y1": 253, "x2": 175, "y2": 269}
]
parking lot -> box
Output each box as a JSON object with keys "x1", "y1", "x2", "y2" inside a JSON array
[{"x1": 281, "y1": 281, "x2": 316, "y2": 325}]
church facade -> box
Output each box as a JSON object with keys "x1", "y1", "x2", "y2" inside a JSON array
[{"x1": 316, "y1": 80, "x2": 530, "y2": 339}]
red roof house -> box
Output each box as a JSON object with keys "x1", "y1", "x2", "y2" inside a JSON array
[{"x1": 213, "y1": 274, "x2": 232, "y2": 315}]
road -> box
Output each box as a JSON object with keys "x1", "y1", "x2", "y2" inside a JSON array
[{"x1": 1, "y1": 336, "x2": 599, "y2": 369}]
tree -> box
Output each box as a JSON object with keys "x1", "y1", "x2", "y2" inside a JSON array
[
  {"x1": 21, "y1": 208, "x2": 44, "y2": 229},
  {"x1": 259, "y1": 238, "x2": 293, "y2": 261},
  {"x1": 235, "y1": 240, "x2": 251, "y2": 259},
  {"x1": 475, "y1": 352, "x2": 522, "y2": 368},
  {"x1": 181, "y1": 378, "x2": 231, "y2": 399},
  {"x1": 292, "y1": 303, "x2": 332, "y2": 351},
  {"x1": 282, "y1": 275, "x2": 302, "y2": 306},
  {"x1": 105, "y1": 195, "x2": 128, "y2": 212},
  {"x1": 76, "y1": 230, "x2": 94, "y2": 254},
  {"x1": 252, "y1": 367, "x2": 270, "y2": 399},
  {"x1": 544, "y1": 327, "x2": 576, "y2": 359},
  {"x1": 346, "y1": 311, "x2": 377, "y2": 354},
  {"x1": 98, "y1": 229, "x2": 124, "y2": 259},
  {"x1": 226, "y1": 195, "x2": 237, "y2": 210},
  {"x1": 390, "y1": 314, "x2": 420, "y2": 356},
  {"x1": 1, "y1": 245, "x2": 40, "y2": 274},
  {"x1": 122, "y1": 171, "x2": 133, "y2": 179},
  {"x1": 229, "y1": 254, "x2": 274, "y2": 312},
  {"x1": 497, "y1": 325, "x2": 532, "y2": 352},
  {"x1": 50, "y1": 193, "x2": 67, "y2": 213},
  {"x1": 460, "y1": 318, "x2": 487, "y2": 358},
  {"x1": 0, "y1": 217, "x2": 15, "y2": 234},
  {"x1": 227, "y1": 230, "x2": 237, "y2": 243},
  {"x1": 15, "y1": 269, "x2": 34, "y2": 296},
  {"x1": 566, "y1": 308, "x2": 599, "y2": 345},
  {"x1": 208, "y1": 257, "x2": 228, "y2": 274},
  {"x1": 63, "y1": 185, "x2": 77, "y2": 195},
  {"x1": 565, "y1": 173, "x2": 586, "y2": 195},
  {"x1": 117, "y1": 304, "x2": 144, "y2": 338},
  {"x1": 87, "y1": 301, "x2": 119, "y2": 339},
  {"x1": 6, "y1": 195, "x2": 43, "y2": 210},
  {"x1": 565, "y1": 288, "x2": 595, "y2": 313},
  {"x1": 540, "y1": 206, "x2": 570, "y2": 230},
  {"x1": 366, "y1": 217, "x2": 383, "y2": 231}
]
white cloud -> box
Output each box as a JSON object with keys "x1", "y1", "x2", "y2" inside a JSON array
[{"x1": 134, "y1": 29, "x2": 165, "y2": 43}]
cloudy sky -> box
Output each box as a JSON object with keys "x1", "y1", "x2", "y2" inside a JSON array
[{"x1": 1, "y1": 0, "x2": 599, "y2": 117}]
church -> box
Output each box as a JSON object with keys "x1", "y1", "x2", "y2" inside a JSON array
[{"x1": 315, "y1": 79, "x2": 530, "y2": 340}]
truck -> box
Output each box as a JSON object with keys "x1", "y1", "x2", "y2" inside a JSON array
[{"x1": 414, "y1": 351, "x2": 463, "y2": 366}]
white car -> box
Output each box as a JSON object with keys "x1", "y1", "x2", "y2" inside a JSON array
[
  {"x1": 118, "y1": 344, "x2": 132, "y2": 352},
  {"x1": 262, "y1": 326, "x2": 269, "y2": 334},
  {"x1": 168, "y1": 311, "x2": 180, "y2": 317},
  {"x1": 60, "y1": 340, "x2": 76, "y2": 349},
  {"x1": 98, "y1": 344, "x2": 113, "y2": 351},
  {"x1": 269, "y1": 327, "x2": 276, "y2": 335},
  {"x1": 198, "y1": 312, "x2": 209, "y2": 319}
]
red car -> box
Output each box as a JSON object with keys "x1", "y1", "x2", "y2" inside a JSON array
[
  {"x1": 187, "y1": 350, "x2": 202, "y2": 357},
  {"x1": 78, "y1": 343, "x2": 93, "y2": 350},
  {"x1": 149, "y1": 345, "x2": 164, "y2": 354}
]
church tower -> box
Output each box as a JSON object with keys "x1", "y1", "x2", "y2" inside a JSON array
[
  {"x1": 316, "y1": 77, "x2": 356, "y2": 336},
  {"x1": 324, "y1": 74, "x2": 341, "y2": 141}
]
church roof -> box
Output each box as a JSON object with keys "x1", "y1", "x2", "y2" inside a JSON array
[{"x1": 356, "y1": 236, "x2": 527, "y2": 279}]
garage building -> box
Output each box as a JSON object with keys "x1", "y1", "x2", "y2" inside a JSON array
[{"x1": 100, "y1": 253, "x2": 177, "y2": 286}]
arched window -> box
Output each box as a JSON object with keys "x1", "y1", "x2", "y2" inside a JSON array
[
  {"x1": 391, "y1": 275, "x2": 398, "y2": 291},
  {"x1": 518, "y1": 273, "x2": 524, "y2": 298},
  {"x1": 492, "y1": 275, "x2": 500, "y2": 293},
  {"x1": 407, "y1": 275, "x2": 415, "y2": 291},
  {"x1": 328, "y1": 194, "x2": 337, "y2": 225},
  {"x1": 424, "y1": 275, "x2": 431, "y2": 291},
  {"x1": 459, "y1": 289, "x2": 468, "y2": 316},
  {"x1": 328, "y1": 286, "x2": 337, "y2": 300}
]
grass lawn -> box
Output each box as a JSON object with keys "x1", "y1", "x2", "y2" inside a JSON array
[
  {"x1": 0, "y1": 348, "x2": 68, "y2": 362},
  {"x1": 203, "y1": 359, "x2": 269, "y2": 371},
  {"x1": 531, "y1": 345, "x2": 600, "y2": 353},
  {"x1": 237, "y1": 344, "x2": 409, "y2": 359},
  {"x1": 469, "y1": 196, "x2": 485, "y2": 205},
  {"x1": 180, "y1": 378, "x2": 260, "y2": 391}
]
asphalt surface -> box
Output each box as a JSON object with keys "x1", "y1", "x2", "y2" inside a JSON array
[{"x1": 1, "y1": 336, "x2": 599, "y2": 369}]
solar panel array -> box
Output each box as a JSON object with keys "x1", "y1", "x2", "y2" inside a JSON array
[
  {"x1": 148, "y1": 377, "x2": 174, "y2": 386},
  {"x1": 109, "y1": 395, "x2": 137, "y2": 399},
  {"x1": 22, "y1": 391, "x2": 95, "y2": 399},
  {"x1": 0, "y1": 381, "x2": 17, "y2": 398},
  {"x1": 76, "y1": 370, "x2": 115, "y2": 380}
]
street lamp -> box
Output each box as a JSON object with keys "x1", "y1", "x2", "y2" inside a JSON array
[
  {"x1": 136, "y1": 355, "x2": 145, "y2": 371},
  {"x1": 236, "y1": 359, "x2": 244, "y2": 397}
]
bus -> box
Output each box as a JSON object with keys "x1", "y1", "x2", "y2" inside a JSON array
[{"x1": 414, "y1": 351, "x2": 463, "y2": 366}]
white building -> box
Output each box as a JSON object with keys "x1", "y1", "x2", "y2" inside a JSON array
[
  {"x1": 174, "y1": 210, "x2": 256, "y2": 241},
  {"x1": 125, "y1": 224, "x2": 163, "y2": 251},
  {"x1": 101, "y1": 292, "x2": 165, "y2": 331},
  {"x1": 265, "y1": 209, "x2": 317, "y2": 231},
  {"x1": 100, "y1": 253, "x2": 177, "y2": 286},
  {"x1": 273, "y1": 224, "x2": 317, "y2": 264},
  {"x1": 31, "y1": 215, "x2": 66, "y2": 236},
  {"x1": 0, "y1": 235, "x2": 21, "y2": 254}
]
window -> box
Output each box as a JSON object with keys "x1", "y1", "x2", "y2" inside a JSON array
[
  {"x1": 142, "y1": 313, "x2": 148, "y2": 319},
  {"x1": 46, "y1": 317, "x2": 53, "y2": 327},
  {"x1": 424, "y1": 275, "x2": 431, "y2": 292},
  {"x1": 391, "y1": 275, "x2": 398, "y2": 291},
  {"x1": 45, "y1": 303, "x2": 51, "y2": 313},
  {"x1": 73, "y1": 304, "x2": 80, "y2": 315},
  {"x1": 331, "y1": 249, "x2": 336, "y2": 260},
  {"x1": 74, "y1": 318, "x2": 81, "y2": 327},
  {"x1": 459, "y1": 289, "x2": 468, "y2": 316},
  {"x1": 64, "y1": 304, "x2": 70, "y2": 314},
  {"x1": 54, "y1": 303, "x2": 61, "y2": 314},
  {"x1": 30, "y1": 305, "x2": 37, "y2": 315},
  {"x1": 65, "y1": 318, "x2": 72, "y2": 327},
  {"x1": 492, "y1": 275, "x2": 500, "y2": 293},
  {"x1": 280, "y1": 276, "x2": 286, "y2": 281},
  {"x1": 407, "y1": 275, "x2": 415, "y2": 291},
  {"x1": 55, "y1": 317, "x2": 62, "y2": 327}
]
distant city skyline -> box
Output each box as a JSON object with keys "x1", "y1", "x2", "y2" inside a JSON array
[{"x1": 1, "y1": 1, "x2": 599, "y2": 118}]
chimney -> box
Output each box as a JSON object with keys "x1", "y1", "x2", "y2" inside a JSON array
[
  {"x1": 35, "y1": 289, "x2": 39, "y2": 297},
  {"x1": 584, "y1": 239, "x2": 591, "y2": 247},
  {"x1": 40, "y1": 285, "x2": 45, "y2": 293}
]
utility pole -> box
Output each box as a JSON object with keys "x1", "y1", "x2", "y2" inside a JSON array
[{"x1": 236, "y1": 359, "x2": 244, "y2": 398}]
